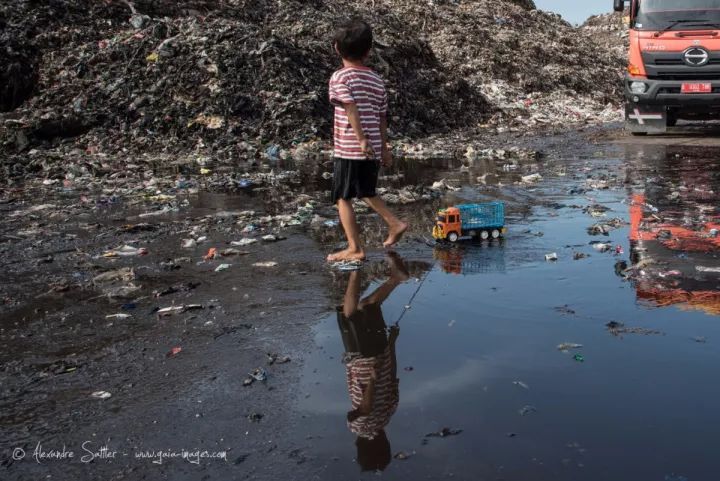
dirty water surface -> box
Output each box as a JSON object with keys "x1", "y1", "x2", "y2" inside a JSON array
[
  {"x1": 293, "y1": 141, "x2": 720, "y2": 481},
  {"x1": 3, "y1": 132, "x2": 720, "y2": 481}
]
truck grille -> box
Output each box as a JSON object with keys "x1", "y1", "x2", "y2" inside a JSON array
[
  {"x1": 642, "y1": 51, "x2": 720, "y2": 80},
  {"x1": 651, "y1": 72, "x2": 720, "y2": 80}
]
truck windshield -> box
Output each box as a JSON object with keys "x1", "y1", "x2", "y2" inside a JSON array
[
  {"x1": 635, "y1": 0, "x2": 720, "y2": 30},
  {"x1": 437, "y1": 216, "x2": 446, "y2": 223}
]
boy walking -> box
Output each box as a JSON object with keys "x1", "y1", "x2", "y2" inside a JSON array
[{"x1": 327, "y1": 19, "x2": 407, "y2": 262}]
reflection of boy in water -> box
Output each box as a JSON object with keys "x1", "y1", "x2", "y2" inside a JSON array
[{"x1": 337, "y1": 253, "x2": 408, "y2": 471}]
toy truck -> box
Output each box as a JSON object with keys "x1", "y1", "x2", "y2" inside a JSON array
[{"x1": 432, "y1": 202, "x2": 506, "y2": 242}]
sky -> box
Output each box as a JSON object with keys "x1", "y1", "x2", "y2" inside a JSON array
[{"x1": 533, "y1": 0, "x2": 610, "y2": 25}]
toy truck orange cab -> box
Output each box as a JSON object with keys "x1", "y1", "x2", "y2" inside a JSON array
[{"x1": 614, "y1": 0, "x2": 720, "y2": 134}]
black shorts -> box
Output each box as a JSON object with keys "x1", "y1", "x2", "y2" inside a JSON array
[{"x1": 331, "y1": 158, "x2": 379, "y2": 203}]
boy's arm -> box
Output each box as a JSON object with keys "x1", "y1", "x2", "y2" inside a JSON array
[
  {"x1": 343, "y1": 103, "x2": 375, "y2": 159},
  {"x1": 358, "y1": 371, "x2": 377, "y2": 414},
  {"x1": 380, "y1": 115, "x2": 391, "y2": 167}
]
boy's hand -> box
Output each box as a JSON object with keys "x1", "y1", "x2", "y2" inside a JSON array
[
  {"x1": 381, "y1": 149, "x2": 392, "y2": 167},
  {"x1": 360, "y1": 138, "x2": 376, "y2": 159},
  {"x1": 389, "y1": 325, "x2": 400, "y2": 343}
]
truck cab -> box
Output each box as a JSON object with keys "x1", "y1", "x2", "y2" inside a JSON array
[
  {"x1": 434, "y1": 207, "x2": 463, "y2": 242},
  {"x1": 614, "y1": 0, "x2": 720, "y2": 134}
]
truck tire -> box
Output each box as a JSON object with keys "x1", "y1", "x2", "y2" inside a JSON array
[
  {"x1": 491, "y1": 229, "x2": 501, "y2": 239},
  {"x1": 480, "y1": 230, "x2": 489, "y2": 240},
  {"x1": 448, "y1": 232, "x2": 459, "y2": 243}
]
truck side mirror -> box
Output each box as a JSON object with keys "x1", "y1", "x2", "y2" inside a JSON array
[{"x1": 613, "y1": 0, "x2": 625, "y2": 12}]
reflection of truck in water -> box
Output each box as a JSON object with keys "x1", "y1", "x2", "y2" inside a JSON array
[
  {"x1": 432, "y1": 202, "x2": 506, "y2": 242},
  {"x1": 629, "y1": 190, "x2": 720, "y2": 314},
  {"x1": 433, "y1": 245, "x2": 506, "y2": 275},
  {"x1": 614, "y1": 0, "x2": 720, "y2": 134}
]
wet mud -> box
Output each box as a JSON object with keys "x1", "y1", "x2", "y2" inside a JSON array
[{"x1": 3, "y1": 129, "x2": 720, "y2": 480}]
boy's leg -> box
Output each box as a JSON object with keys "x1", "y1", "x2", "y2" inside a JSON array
[
  {"x1": 359, "y1": 253, "x2": 410, "y2": 307},
  {"x1": 362, "y1": 196, "x2": 408, "y2": 248},
  {"x1": 327, "y1": 199, "x2": 366, "y2": 262}
]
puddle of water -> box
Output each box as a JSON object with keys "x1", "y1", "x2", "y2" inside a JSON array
[{"x1": 293, "y1": 144, "x2": 720, "y2": 480}]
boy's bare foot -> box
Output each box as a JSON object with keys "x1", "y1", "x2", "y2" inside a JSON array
[
  {"x1": 327, "y1": 248, "x2": 366, "y2": 262},
  {"x1": 386, "y1": 252, "x2": 410, "y2": 281},
  {"x1": 383, "y1": 221, "x2": 408, "y2": 248}
]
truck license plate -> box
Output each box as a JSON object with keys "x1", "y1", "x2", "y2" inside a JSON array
[{"x1": 681, "y1": 83, "x2": 712, "y2": 94}]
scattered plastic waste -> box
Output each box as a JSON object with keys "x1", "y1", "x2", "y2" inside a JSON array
[
  {"x1": 221, "y1": 248, "x2": 249, "y2": 257},
  {"x1": 545, "y1": 252, "x2": 558, "y2": 261},
  {"x1": 93, "y1": 268, "x2": 134, "y2": 284},
  {"x1": 591, "y1": 242, "x2": 612, "y2": 252},
  {"x1": 244, "y1": 368, "x2": 268, "y2": 386},
  {"x1": 573, "y1": 354, "x2": 585, "y2": 362},
  {"x1": 394, "y1": 451, "x2": 415, "y2": 460},
  {"x1": 513, "y1": 381, "x2": 530, "y2": 390},
  {"x1": 521, "y1": 173, "x2": 542, "y2": 184},
  {"x1": 607, "y1": 321, "x2": 663, "y2": 337},
  {"x1": 331, "y1": 260, "x2": 363, "y2": 271},
  {"x1": 105, "y1": 313, "x2": 131, "y2": 320},
  {"x1": 215, "y1": 263, "x2": 232, "y2": 272},
  {"x1": 557, "y1": 343, "x2": 583, "y2": 352},
  {"x1": 91, "y1": 391, "x2": 112, "y2": 400},
  {"x1": 519, "y1": 405, "x2": 537, "y2": 416},
  {"x1": 265, "y1": 145, "x2": 280, "y2": 161},
  {"x1": 247, "y1": 413, "x2": 264, "y2": 423},
  {"x1": 167, "y1": 347, "x2": 182, "y2": 357},
  {"x1": 231, "y1": 238, "x2": 258, "y2": 247},
  {"x1": 262, "y1": 234, "x2": 283, "y2": 242},
  {"x1": 425, "y1": 427, "x2": 463, "y2": 438},
  {"x1": 696, "y1": 266, "x2": 720, "y2": 273},
  {"x1": 204, "y1": 248, "x2": 218, "y2": 260},
  {"x1": 267, "y1": 353, "x2": 291, "y2": 365},
  {"x1": 253, "y1": 261, "x2": 278, "y2": 268},
  {"x1": 157, "y1": 304, "x2": 204, "y2": 317},
  {"x1": 102, "y1": 245, "x2": 148, "y2": 257}
]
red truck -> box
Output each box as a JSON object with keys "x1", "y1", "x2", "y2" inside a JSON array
[{"x1": 614, "y1": 0, "x2": 720, "y2": 134}]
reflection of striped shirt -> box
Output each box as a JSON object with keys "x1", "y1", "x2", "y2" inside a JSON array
[
  {"x1": 329, "y1": 67, "x2": 388, "y2": 160},
  {"x1": 346, "y1": 346, "x2": 399, "y2": 439}
]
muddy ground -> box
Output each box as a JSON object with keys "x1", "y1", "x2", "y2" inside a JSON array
[{"x1": 3, "y1": 125, "x2": 720, "y2": 480}]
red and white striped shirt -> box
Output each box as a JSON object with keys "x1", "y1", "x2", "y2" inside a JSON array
[
  {"x1": 346, "y1": 347, "x2": 399, "y2": 439},
  {"x1": 329, "y1": 66, "x2": 388, "y2": 161}
]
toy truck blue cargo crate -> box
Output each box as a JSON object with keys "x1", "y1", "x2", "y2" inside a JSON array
[{"x1": 432, "y1": 202, "x2": 506, "y2": 242}]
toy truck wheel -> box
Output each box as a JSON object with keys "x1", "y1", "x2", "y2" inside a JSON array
[
  {"x1": 480, "y1": 230, "x2": 489, "y2": 240},
  {"x1": 491, "y1": 229, "x2": 501, "y2": 239},
  {"x1": 448, "y1": 232, "x2": 459, "y2": 243}
]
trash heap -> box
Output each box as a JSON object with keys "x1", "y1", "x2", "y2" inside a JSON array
[
  {"x1": 581, "y1": 11, "x2": 629, "y2": 61},
  {"x1": 1, "y1": 0, "x2": 625, "y2": 181}
]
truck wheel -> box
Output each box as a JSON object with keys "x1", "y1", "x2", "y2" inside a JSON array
[
  {"x1": 448, "y1": 232, "x2": 459, "y2": 243},
  {"x1": 491, "y1": 229, "x2": 501, "y2": 239},
  {"x1": 667, "y1": 117, "x2": 677, "y2": 127},
  {"x1": 480, "y1": 230, "x2": 489, "y2": 240}
]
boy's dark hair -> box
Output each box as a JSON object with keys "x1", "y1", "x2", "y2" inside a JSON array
[
  {"x1": 355, "y1": 431, "x2": 391, "y2": 471},
  {"x1": 334, "y1": 19, "x2": 373, "y2": 61}
]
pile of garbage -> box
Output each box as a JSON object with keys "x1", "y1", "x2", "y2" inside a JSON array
[
  {"x1": 1, "y1": 0, "x2": 625, "y2": 181},
  {"x1": 581, "y1": 11, "x2": 629, "y2": 60}
]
